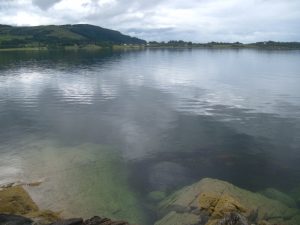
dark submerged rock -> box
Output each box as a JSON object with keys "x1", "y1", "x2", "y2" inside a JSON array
[
  {"x1": 48, "y1": 216, "x2": 130, "y2": 225},
  {"x1": 86, "y1": 216, "x2": 129, "y2": 225},
  {"x1": 0, "y1": 214, "x2": 33, "y2": 225},
  {"x1": 49, "y1": 218, "x2": 83, "y2": 225}
]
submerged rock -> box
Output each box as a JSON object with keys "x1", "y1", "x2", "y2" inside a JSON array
[
  {"x1": 154, "y1": 211, "x2": 201, "y2": 225},
  {"x1": 0, "y1": 214, "x2": 33, "y2": 225},
  {"x1": 260, "y1": 188, "x2": 297, "y2": 208},
  {"x1": 49, "y1": 218, "x2": 83, "y2": 225},
  {"x1": 83, "y1": 216, "x2": 129, "y2": 225},
  {"x1": 0, "y1": 215, "x2": 131, "y2": 225},
  {"x1": 155, "y1": 178, "x2": 300, "y2": 225}
]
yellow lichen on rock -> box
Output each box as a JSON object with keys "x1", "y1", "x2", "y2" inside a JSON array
[
  {"x1": 0, "y1": 185, "x2": 38, "y2": 214},
  {"x1": 0, "y1": 185, "x2": 60, "y2": 224},
  {"x1": 198, "y1": 192, "x2": 247, "y2": 224},
  {"x1": 198, "y1": 192, "x2": 220, "y2": 213},
  {"x1": 211, "y1": 194, "x2": 247, "y2": 218}
]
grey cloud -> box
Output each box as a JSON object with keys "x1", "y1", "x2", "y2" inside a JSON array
[
  {"x1": 32, "y1": 0, "x2": 62, "y2": 10},
  {"x1": 0, "y1": 0, "x2": 299, "y2": 42},
  {"x1": 125, "y1": 27, "x2": 198, "y2": 42},
  {"x1": 126, "y1": 27, "x2": 175, "y2": 41}
]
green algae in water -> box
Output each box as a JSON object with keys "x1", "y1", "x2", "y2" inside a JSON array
[
  {"x1": 10, "y1": 141, "x2": 146, "y2": 224},
  {"x1": 63, "y1": 144, "x2": 146, "y2": 224}
]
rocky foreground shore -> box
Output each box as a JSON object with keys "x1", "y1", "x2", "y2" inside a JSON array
[
  {"x1": 1, "y1": 178, "x2": 300, "y2": 225},
  {"x1": 0, "y1": 184, "x2": 130, "y2": 225},
  {"x1": 0, "y1": 214, "x2": 130, "y2": 225}
]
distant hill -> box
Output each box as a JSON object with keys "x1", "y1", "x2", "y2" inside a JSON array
[{"x1": 0, "y1": 24, "x2": 146, "y2": 49}]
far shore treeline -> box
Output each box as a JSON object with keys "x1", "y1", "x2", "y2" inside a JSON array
[{"x1": 0, "y1": 24, "x2": 300, "y2": 50}]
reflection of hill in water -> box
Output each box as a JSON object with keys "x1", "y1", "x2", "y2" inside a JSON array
[{"x1": 0, "y1": 50, "x2": 118, "y2": 69}]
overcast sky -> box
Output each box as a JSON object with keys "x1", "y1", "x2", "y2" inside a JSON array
[{"x1": 0, "y1": 0, "x2": 299, "y2": 42}]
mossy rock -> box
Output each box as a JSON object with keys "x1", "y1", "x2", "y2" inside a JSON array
[
  {"x1": 198, "y1": 192, "x2": 219, "y2": 213},
  {"x1": 198, "y1": 193, "x2": 247, "y2": 219},
  {"x1": 0, "y1": 185, "x2": 38, "y2": 215},
  {"x1": 0, "y1": 185, "x2": 60, "y2": 224},
  {"x1": 157, "y1": 178, "x2": 300, "y2": 225},
  {"x1": 25, "y1": 210, "x2": 61, "y2": 224}
]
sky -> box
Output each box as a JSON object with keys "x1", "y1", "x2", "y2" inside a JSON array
[{"x1": 0, "y1": 0, "x2": 299, "y2": 42}]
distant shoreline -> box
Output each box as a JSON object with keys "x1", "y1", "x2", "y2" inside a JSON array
[
  {"x1": 146, "y1": 45, "x2": 300, "y2": 50},
  {"x1": 1, "y1": 45, "x2": 300, "y2": 52},
  {"x1": 146, "y1": 41, "x2": 300, "y2": 50}
]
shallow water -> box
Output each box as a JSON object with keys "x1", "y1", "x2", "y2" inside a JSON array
[{"x1": 0, "y1": 49, "x2": 300, "y2": 224}]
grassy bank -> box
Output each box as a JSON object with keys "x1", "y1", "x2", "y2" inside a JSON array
[
  {"x1": 0, "y1": 47, "x2": 48, "y2": 52},
  {"x1": 0, "y1": 44, "x2": 145, "y2": 52}
]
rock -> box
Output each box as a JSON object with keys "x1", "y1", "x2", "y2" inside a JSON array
[
  {"x1": 0, "y1": 214, "x2": 33, "y2": 225},
  {"x1": 0, "y1": 179, "x2": 44, "y2": 189},
  {"x1": 0, "y1": 215, "x2": 132, "y2": 225},
  {"x1": 0, "y1": 182, "x2": 17, "y2": 188},
  {"x1": 198, "y1": 193, "x2": 246, "y2": 219},
  {"x1": 84, "y1": 216, "x2": 129, "y2": 225},
  {"x1": 285, "y1": 215, "x2": 300, "y2": 225},
  {"x1": 0, "y1": 185, "x2": 60, "y2": 224},
  {"x1": 25, "y1": 180, "x2": 44, "y2": 187},
  {"x1": 48, "y1": 216, "x2": 131, "y2": 225},
  {"x1": 215, "y1": 212, "x2": 248, "y2": 225},
  {"x1": 154, "y1": 211, "x2": 201, "y2": 225},
  {"x1": 257, "y1": 220, "x2": 271, "y2": 225},
  {"x1": 84, "y1": 216, "x2": 104, "y2": 225},
  {"x1": 0, "y1": 183, "x2": 132, "y2": 225},
  {"x1": 260, "y1": 188, "x2": 297, "y2": 208},
  {"x1": 156, "y1": 178, "x2": 300, "y2": 225},
  {"x1": 0, "y1": 185, "x2": 39, "y2": 215},
  {"x1": 49, "y1": 218, "x2": 83, "y2": 225}
]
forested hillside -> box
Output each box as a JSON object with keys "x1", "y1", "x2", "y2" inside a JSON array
[{"x1": 0, "y1": 24, "x2": 146, "y2": 49}]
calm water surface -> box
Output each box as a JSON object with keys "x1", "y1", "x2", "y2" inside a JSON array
[{"x1": 0, "y1": 49, "x2": 300, "y2": 224}]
